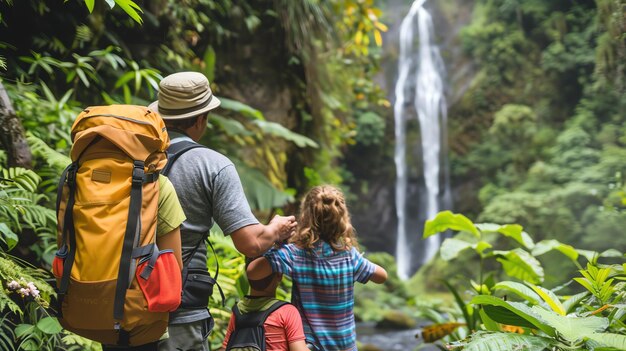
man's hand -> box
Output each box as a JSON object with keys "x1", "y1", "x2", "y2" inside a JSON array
[
  {"x1": 269, "y1": 214, "x2": 297, "y2": 242},
  {"x1": 231, "y1": 215, "x2": 297, "y2": 257}
]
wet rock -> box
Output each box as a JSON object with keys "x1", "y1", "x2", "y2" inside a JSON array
[{"x1": 375, "y1": 310, "x2": 417, "y2": 330}]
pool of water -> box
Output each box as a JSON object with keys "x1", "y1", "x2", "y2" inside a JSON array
[{"x1": 356, "y1": 322, "x2": 441, "y2": 351}]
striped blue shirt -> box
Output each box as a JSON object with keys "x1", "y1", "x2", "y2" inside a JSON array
[{"x1": 265, "y1": 242, "x2": 376, "y2": 351}]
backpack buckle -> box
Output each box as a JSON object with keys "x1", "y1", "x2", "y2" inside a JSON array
[
  {"x1": 66, "y1": 163, "x2": 78, "y2": 183},
  {"x1": 132, "y1": 161, "x2": 145, "y2": 183}
]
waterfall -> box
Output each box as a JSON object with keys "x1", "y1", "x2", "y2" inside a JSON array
[{"x1": 394, "y1": 0, "x2": 448, "y2": 280}]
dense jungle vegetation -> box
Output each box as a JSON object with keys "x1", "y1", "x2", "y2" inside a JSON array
[{"x1": 0, "y1": 0, "x2": 624, "y2": 350}]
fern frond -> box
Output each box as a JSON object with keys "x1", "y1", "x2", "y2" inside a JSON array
[
  {"x1": 0, "y1": 168, "x2": 40, "y2": 193},
  {"x1": 26, "y1": 133, "x2": 71, "y2": 171},
  {"x1": 0, "y1": 313, "x2": 16, "y2": 351},
  {"x1": 0, "y1": 283, "x2": 21, "y2": 316}
]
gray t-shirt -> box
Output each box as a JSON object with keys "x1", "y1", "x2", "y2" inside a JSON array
[{"x1": 165, "y1": 133, "x2": 259, "y2": 324}]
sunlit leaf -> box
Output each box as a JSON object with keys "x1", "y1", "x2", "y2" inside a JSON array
[
  {"x1": 528, "y1": 284, "x2": 565, "y2": 316},
  {"x1": 476, "y1": 223, "x2": 533, "y2": 248},
  {"x1": 84, "y1": 0, "x2": 95, "y2": 12},
  {"x1": 493, "y1": 281, "x2": 541, "y2": 305},
  {"x1": 495, "y1": 249, "x2": 544, "y2": 284},
  {"x1": 532, "y1": 240, "x2": 578, "y2": 262},
  {"x1": 114, "y1": 0, "x2": 143, "y2": 24},
  {"x1": 587, "y1": 332, "x2": 626, "y2": 349},
  {"x1": 424, "y1": 211, "x2": 480, "y2": 238},
  {"x1": 532, "y1": 306, "x2": 607, "y2": 342}
]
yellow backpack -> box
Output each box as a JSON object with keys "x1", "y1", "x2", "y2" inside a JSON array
[{"x1": 54, "y1": 105, "x2": 177, "y2": 346}]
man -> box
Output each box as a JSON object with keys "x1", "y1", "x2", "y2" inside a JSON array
[{"x1": 149, "y1": 72, "x2": 297, "y2": 351}]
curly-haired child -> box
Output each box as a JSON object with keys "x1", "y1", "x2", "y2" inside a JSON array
[{"x1": 247, "y1": 185, "x2": 387, "y2": 351}]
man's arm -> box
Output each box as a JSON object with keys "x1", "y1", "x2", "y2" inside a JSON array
[{"x1": 230, "y1": 215, "x2": 296, "y2": 258}]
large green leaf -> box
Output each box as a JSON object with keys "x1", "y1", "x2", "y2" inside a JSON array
[
  {"x1": 252, "y1": 120, "x2": 318, "y2": 148},
  {"x1": 495, "y1": 249, "x2": 544, "y2": 284},
  {"x1": 476, "y1": 223, "x2": 534, "y2": 248},
  {"x1": 219, "y1": 97, "x2": 264, "y2": 120},
  {"x1": 424, "y1": 211, "x2": 480, "y2": 238},
  {"x1": 587, "y1": 333, "x2": 626, "y2": 349},
  {"x1": 208, "y1": 114, "x2": 252, "y2": 137},
  {"x1": 14, "y1": 324, "x2": 34, "y2": 338},
  {"x1": 532, "y1": 240, "x2": 578, "y2": 262},
  {"x1": 492, "y1": 281, "x2": 541, "y2": 304},
  {"x1": 532, "y1": 307, "x2": 608, "y2": 343},
  {"x1": 36, "y1": 317, "x2": 62, "y2": 334},
  {"x1": 478, "y1": 309, "x2": 499, "y2": 331},
  {"x1": 440, "y1": 238, "x2": 473, "y2": 261},
  {"x1": 459, "y1": 331, "x2": 552, "y2": 351},
  {"x1": 440, "y1": 238, "x2": 492, "y2": 261},
  {"x1": 236, "y1": 163, "x2": 294, "y2": 211},
  {"x1": 470, "y1": 295, "x2": 555, "y2": 336}
]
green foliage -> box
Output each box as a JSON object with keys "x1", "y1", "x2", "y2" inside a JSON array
[
  {"x1": 80, "y1": 0, "x2": 142, "y2": 24},
  {"x1": 420, "y1": 211, "x2": 626, "y2": 350},
  {"x1": 0, "y1": 167, "x2": 56, "y2": 255},
  {"x1": 449, "y1": 330, "x2": 552, "y2": 351},
  {"x1": 354, "y1": 112, "x2": 385, "y2": 146}
]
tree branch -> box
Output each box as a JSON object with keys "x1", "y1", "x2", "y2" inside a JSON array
[{"x1": 0, "y1": 82, "x2": 32, "y2": 168}]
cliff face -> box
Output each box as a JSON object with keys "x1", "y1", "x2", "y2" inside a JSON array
[{"x1": 347, "y1": 0, "x2": 477, "y2": 265}]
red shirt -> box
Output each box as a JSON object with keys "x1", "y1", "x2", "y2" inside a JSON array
[{"x1": 222, "y1": 303, "x2": 306, "y2": 351}]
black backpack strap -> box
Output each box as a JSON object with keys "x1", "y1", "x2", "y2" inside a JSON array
[
  {"x1": 56, "y1": 162, "x2": 78, "y2": 315},
  {"x1": 163, "y1": 140, "x2": 226, "y2": 306},
  {"x1": 113, "y1": 160, "x2": 145, "y2": 325},
  {"x1": 161, "y1": 140, "x2": 207, "y2": 176},
  {"x1": 226, "y1": 300, "x2": 289, "y2": 351},
  {"x1": 233, "y1": 300, "x2": 289, "y2": 328}
]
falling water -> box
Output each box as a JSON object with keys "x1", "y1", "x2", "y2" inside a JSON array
[{"x1": 394, "y1": 0, "x2": 447, "y2": 280}]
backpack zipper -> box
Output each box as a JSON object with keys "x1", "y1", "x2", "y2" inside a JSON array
[{"x1": 82, "y1": 114, "x2": 153, "y2": 126}]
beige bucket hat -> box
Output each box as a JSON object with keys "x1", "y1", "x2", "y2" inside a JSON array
[{"x1": 149, "y1": 72, "x2": 221, "y2": 120}]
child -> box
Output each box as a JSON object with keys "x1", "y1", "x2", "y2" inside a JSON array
[
  {"x1": 222, "y1": 269, "x2": 309, "y2": 351},
  {"x1": 247, "y1": 185, "x2": 388, "y2": 351}
]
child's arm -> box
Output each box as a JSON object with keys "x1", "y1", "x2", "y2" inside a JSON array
[
  {"x1": 289, "y1": 340, "x2": 309, "y2": 351},
  {"x1": 246, "y1": 257, "x2": 273, "y2": 280},
  {"x1": 369, "y1": 264, "x2": 387, "y2": 284}
]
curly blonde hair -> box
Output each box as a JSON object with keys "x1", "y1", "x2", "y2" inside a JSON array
[{"x1": 291, "y1": 185, "x2": 358, "y2": 251}]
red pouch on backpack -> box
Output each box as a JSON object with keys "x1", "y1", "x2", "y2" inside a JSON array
[
  {"x1": 136, "y1": 249, "x2": 182, "y2": 312},
  {"x1": 52, "y1": 247, "x2": 67, "y2": 278}
]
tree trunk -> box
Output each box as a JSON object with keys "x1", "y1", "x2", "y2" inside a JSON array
[{"x1": 0, "y1": 82, "x2": 32, "y2": 169}]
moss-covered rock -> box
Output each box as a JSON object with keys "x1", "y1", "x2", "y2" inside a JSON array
[
  {"x1": 358, "y1": 343, "x2": 384, "y2": 351},
  {"x1": 375, "y1": 310, "x2": 417, "y2": 330}
]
